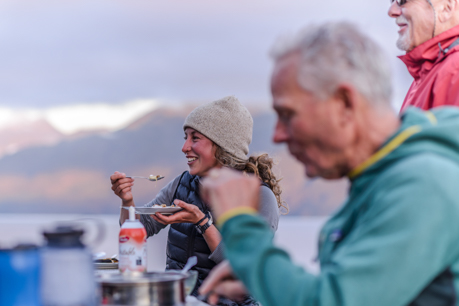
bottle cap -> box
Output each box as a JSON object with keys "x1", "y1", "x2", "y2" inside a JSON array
[{"x1": 43, "y1": 226, "x2": 85, "y2": 248}]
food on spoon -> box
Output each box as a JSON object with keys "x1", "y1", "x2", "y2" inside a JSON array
[
  {"x1": 161, "y1": 204, "x2": 166, "y2": 207},
  {"x1": 148, "y1": 174, "x2": 162, "y2": 181}
]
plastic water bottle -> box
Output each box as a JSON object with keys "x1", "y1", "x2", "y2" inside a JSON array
[
  {"x1": 119, "y1": 206, "x2": 147, "y2": 274},
  {"x1": 40, "y1": 226, "x2": 96, "y2": 306}
]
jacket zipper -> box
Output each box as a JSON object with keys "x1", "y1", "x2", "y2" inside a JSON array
[{"x1": 187, "y1": 226, "x2": 196, "y2": 259}]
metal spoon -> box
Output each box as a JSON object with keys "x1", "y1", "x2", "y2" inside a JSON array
[
  {"x1": 126, "y1": 175, "x2": 165, "y2": 182},
  {"x1": 182, "y1": 256, "x2": 197, "y2": 273}
]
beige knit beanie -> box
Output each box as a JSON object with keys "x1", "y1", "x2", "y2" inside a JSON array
[{"x1": 183, "y1": 96, "x2": 253, "y2": 160}]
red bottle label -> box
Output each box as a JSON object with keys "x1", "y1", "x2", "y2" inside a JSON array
[
  {"x1": 119, "y1": 227, "x2": 147, "y2": 273},
  {"x1": 119, "y1": 236, "x2": 130, "y2": 243}
]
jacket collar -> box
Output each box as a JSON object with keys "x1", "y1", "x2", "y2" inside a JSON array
[{"x1": 398, "y1": 25, "x2": 459, "y2": 80}]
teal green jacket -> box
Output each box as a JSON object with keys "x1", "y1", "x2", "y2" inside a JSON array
[{"x1": 220, "y1": 107, "x2": 459, "y2": 306}]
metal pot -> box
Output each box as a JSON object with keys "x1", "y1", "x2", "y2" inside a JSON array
[{"x1": 98, "y1": 272, "x2": 188, "y2": 306}]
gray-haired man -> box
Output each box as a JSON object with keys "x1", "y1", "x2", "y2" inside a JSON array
[
  {"x1": 199, "y1": 22, "x2": 459, "y2": 306},
  {"x1": 389, "y1": 0, "x2": 459, "y2": 111}
]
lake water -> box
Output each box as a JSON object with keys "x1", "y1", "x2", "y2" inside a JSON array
[{"x1": 0, "y1": 214, "x2": 327, "y2": 273}]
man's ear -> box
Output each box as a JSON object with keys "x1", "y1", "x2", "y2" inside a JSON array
[
  {"x1": 332, "y1": 84, "x2": 356, "y2": 125},
  {"x1": 333, "y1": 84, "x2": 355, "y2": 110},
  {"x1": 437, "y1": 0, "x2": 457, "y2": 23}
]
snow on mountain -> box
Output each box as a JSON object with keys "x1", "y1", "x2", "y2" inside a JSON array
[
  {"x1": 0, "y1": 99, "x2": 160, "y2": 158},
  {"x1": 0, "y1": 105, "x2": 347, "y2": 215}
]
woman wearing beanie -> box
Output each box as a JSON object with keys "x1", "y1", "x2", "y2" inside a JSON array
[{"x1": 110, "y1": 96, "x2": 286, "y2": 305}]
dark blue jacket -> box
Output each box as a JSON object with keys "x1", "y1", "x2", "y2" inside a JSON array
[{"x1": 165, "y1": 172, "x2": 215, "y2": 288}]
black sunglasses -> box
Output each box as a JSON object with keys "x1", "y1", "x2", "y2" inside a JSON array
[{"x1": 390, "y1": 0, "x2": 407, "y2": 5}]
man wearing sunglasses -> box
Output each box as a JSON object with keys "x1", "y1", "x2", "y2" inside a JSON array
[{"x1": 389, "y1": 0, "x2": 459, "y2": 112}]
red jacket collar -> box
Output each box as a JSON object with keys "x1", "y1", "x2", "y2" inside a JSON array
[{"x1": 398, "y1": 25, "x2": 459, "y2": 80}]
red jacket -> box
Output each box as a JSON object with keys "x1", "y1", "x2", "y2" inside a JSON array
[{"x1": 399, "y1": 25, "x2": 459, "y2": 112}]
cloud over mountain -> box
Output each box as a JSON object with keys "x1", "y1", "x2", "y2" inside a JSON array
[{"x1": 0, "y1": 105, "x2": 347, "y2": 215}]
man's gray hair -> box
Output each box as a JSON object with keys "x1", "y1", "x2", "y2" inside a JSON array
[{"x1": 270, "y1": 22, "x2": 392, "y2": 107}]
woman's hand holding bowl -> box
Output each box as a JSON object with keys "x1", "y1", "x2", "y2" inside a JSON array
[{"x1": 152, "y1": 199, "x2": 206, "y2": 225}]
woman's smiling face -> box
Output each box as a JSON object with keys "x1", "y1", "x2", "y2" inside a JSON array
[{"x1": 182, "y1": 128, "x2": 220, "y2": 177}]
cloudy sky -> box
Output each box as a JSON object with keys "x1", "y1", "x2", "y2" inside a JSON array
[{"x1": 0, "y1": 0, "x2": 412, "y2": 133}]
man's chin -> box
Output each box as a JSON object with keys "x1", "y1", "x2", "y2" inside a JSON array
[
  {"x1": 305, "y1": 167, "x2": 343, "y2": 180},
  {"x1": 304, "y1": 167, "x2": 319, "y2": 179},
  {"x1": 304, "y1": 163, "x2": 328, "y2": 179},
  {"x1": 396, "y1": 36, "x2": 412, "y2": 52}
]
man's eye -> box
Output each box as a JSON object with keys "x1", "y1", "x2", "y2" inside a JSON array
[{"x1": 279, "y1": 112, "x2": 292, "y2": 122}]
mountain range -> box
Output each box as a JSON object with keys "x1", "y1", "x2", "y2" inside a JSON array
[{"x1": 0, "y1": 106, "x2": 347, "y2": 215}]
